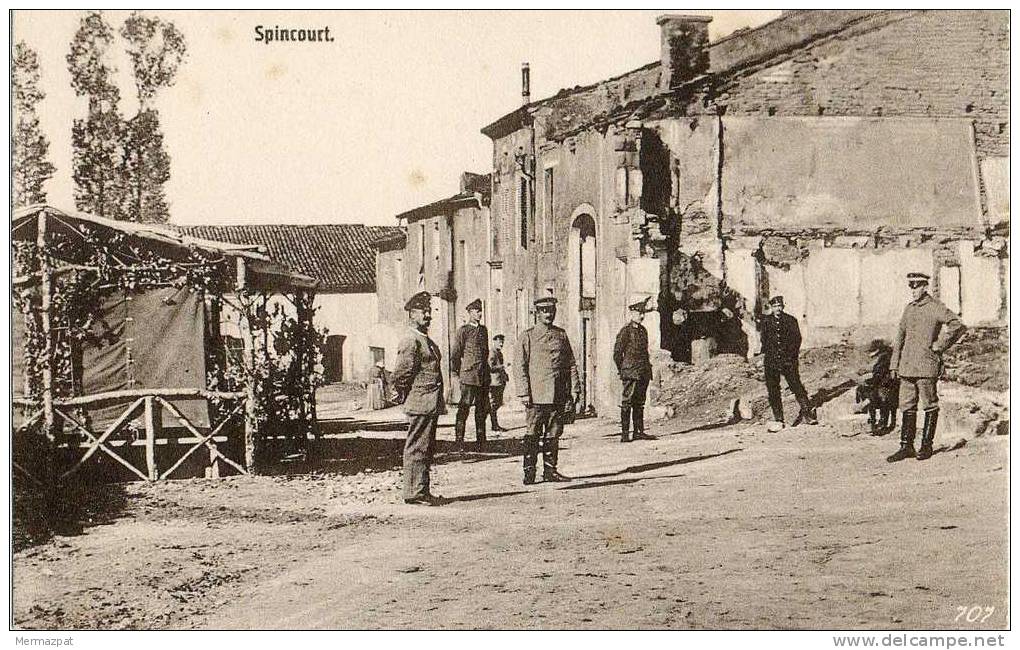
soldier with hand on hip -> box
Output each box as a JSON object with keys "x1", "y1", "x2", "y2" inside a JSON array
[
  {"x1": 758, "y1": 295, "x2": 818, "y2": 429},
  {"x1": 613, "y1": 296, "x2": 657, "y2": 443},
  {"x1": 451, "y1": 298, "x2": 490, "y2": 450},
  {"x1": 392, "y1": 291, "x2": 446, "y2": 506},
  {"x1": 886, "y1": 272, "x2": 966, "y2": 463},
  {"x1": 513, "y1": 296, "x2": 581, "y2": 485}
]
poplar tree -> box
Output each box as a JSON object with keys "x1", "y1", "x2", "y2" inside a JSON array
[
  {"x1": 12, "y1": 42, "x2": 56, "y2": 209},
  {"x1": 67, "y1": 11, "x2": 129, "y2": 220},
  {"x1": 120, "y1": 12, "x2": 186, "y2": 223}
]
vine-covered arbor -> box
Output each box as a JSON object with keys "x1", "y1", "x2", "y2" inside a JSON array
[{"x1": 12, "y1": 205, "x2": 323, "y2": 486}]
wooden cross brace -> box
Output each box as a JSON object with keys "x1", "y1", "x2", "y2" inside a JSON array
[
  {"x1": 157, "y1": 398, "x2": 247, "y2": 480},
  {"x1": 57, "y1": 400, "x2": 149, "y2": 482}
]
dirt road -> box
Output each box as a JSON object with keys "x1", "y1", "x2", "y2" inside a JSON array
[{"x1": 14, "y1": 409, "x2": 1008, "y2": 630}]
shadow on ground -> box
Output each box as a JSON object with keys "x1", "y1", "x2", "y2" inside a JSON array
[
  {"x1": 571, "y1": 448, "x2": 743, "y2": 481},
  {"x1": 559, "y1": 472, "x2": 690, "y2": 491},
  {"x1": 13, "y1": 477, "x2": 129, "y2": 553},
  {"x1": 261, "y1": 435, "x2": 520, "y2": 478}
]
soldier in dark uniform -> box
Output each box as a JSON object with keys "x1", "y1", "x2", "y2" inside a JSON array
[
  {"x1": 488, "y1": 334, "x2": 508, "y2": 432},
  {"x1": 758, "y1": 295, "x2": 818, "y2": 428},
  {"x1": 613, "y1": 296, "x2": 657, "y2": 443},
  {"x1": 887, "y1": 272, "x2": 966, "y2": 462},
  {"x1": 392, "y1": 291, "x2": 446, "y2": 506},
  {"x1": 513, "y1": 296, "x2": 581, "y2": 485},
  {"x1": 450, "y1": 298, "x2": 490, "y2": 449}
]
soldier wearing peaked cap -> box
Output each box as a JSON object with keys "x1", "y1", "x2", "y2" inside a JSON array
[
  {"x1": 488, "y1": 334, "x2": 509, "y2": 431},
  {"x1": 613, "y1": 296, "x2": 657, "y2": 443},
  {"x1": 392, "y1": 291, "x2": 446, "y2": 506},
  {"x1": 758, "y1": 295, "x2": 817, "y2": 429},
  {"x1": 513, "y1": 296, "x2": 581, "y2": 484},
  {"x1": 886, "y1": 272, "x2": 966, "y2": 463},
  {"x1": 451, "y1": 298, "x2": 490, "y2": 449}
]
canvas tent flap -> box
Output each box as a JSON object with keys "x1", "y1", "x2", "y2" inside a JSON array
[
  {"x1": 82, "y1": 287, "x2": 209, "y2": 429},
  {"x1": 721, "y1": 117, "x2": 983, "y2": 232}
]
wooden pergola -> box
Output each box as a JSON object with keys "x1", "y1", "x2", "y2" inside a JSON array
[{"x1": 12, "y1": 206, "x2": 321, "y2": 487}]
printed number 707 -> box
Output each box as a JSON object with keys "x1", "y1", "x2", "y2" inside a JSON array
[{"x1": 956, "y1": 606, "x2": 995, "y2": 623}]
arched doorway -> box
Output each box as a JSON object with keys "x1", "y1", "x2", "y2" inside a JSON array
[{"x1": 568, "y1": 210, "x2": 597, "y2": 414}]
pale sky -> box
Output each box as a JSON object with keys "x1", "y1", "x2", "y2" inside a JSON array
[{"x1": 13, "y1": 10, "x2": 780, "y2": 226}]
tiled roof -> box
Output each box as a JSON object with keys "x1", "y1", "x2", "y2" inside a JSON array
[{"x1": 176, "y1": 224, "x2": 402, "y2": 293}]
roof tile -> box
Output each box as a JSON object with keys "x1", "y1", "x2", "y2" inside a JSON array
[{"x1": 176, "y1": 224, "x2": 401, "y2": 293}]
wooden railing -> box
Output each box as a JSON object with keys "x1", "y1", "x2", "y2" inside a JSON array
[{"x1": 14, "y1": 388, "x2": 246, "y2": 483}]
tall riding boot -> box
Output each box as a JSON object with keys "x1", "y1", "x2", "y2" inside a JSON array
[
  {"x1": 489, "y1": 407, "x2": 501, "y2": 431},
  {"x1": 522, "y1": 435, "x2": 538, "y2": 485},
  {"x1": 620, "y1": 407, "x2": 631, "y2": 443},
  {"x1": 454, "y1": 405, "x2": 469, "y2": 449},
  {"x1": 886, "y1": 410, "x2": 917, "y2": 462},
  {"x1": 542, "y1": 438, "x2": 570, "y2": 482},
  {"x1": 916, "y1": 409, "x2": 939, "y2": 461},
  {"x1": 631, "y1": 406, "x2": 657, "y2": 440},
  {"x1": 474, "y1": 411, "x2": 487, "y2": 446}
]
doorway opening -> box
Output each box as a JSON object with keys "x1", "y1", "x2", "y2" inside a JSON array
[
  {"x1": 571, "y1": 213, "x2": 597, "y2": 413},
  {"x1": 323, "y1": 334, "x2": 346, "y2": 383}
]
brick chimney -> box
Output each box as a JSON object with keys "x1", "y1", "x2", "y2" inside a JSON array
[
  {"x1": 521, "y1": 62, "x2": 531, "y2": 105},
  {"x1": 657, "y1": 14, "x2": 712, "y2": 91}
]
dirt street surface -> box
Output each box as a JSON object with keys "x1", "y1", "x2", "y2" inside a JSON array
[{"x1": 13, "y1": 403, "x2": 1008, "y2": 630}]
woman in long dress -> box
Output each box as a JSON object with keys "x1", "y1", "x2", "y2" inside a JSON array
[{"x1": 367, "y1": 360, "x2": 388, "y2": 410}]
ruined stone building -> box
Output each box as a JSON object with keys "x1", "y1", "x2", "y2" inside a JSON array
[{"x1": 377, "y1": 10, "x2": 1009, "y2": 414}]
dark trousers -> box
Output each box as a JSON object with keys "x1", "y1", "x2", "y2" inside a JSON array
[
  {"x1": 524, "y1": 404, "x2": 564, "y2": 475},
  {"x1": 403, "y1": 414, "x2": 438, "y2": 500},
  {"x1": 620, "y1": 376, "x2": 650, "y2": 407},
  {"x1": 489, "y1": 385, "x2": 505, "y2": 427},
  {"x1": 455, "y1": 384, "x2": 488, "y2": 442},
  {"x1": 764, "y1": 361, "x2": 812, "y2": 422}
]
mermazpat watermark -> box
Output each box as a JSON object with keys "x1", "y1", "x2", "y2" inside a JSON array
[
  {"x1": 15, "y1": 638, "x2": 73, "y2": 647},
  {"x1": 254, "y1": 25, "x2": 334, "y2": 44}
]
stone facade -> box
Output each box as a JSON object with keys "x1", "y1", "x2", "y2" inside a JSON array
[{"x1": 378, "y1": 10, "x2": 1009, "y2": 415}]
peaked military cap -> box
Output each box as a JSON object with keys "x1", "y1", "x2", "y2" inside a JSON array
[
  {"x1": 769, "y1": 295, "x2": 785, "y2": 306},
  {"x1": 404, "y1": 290, "x2": 432, "y2": 312},
  {"x1": 534, "y1": 296, "x2": 558, "y2": 309},
  {"x1": 906, "y1": 272, "x2": 931, "y2": 283},
  {"x1": 628, "y1": 296, "x2": 652, "y2": 312},
  {"x1": 466, "y1": 298, "x2": 483, "y2": 312},
  {"x1": 492, "y1": 333, "x2": 505, "y2": 341}
]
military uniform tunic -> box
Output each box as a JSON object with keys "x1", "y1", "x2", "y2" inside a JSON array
[
  {"x1": 451, "y1": 321, "x2": 490, "y2": 440},
  {"x1": 758, "y1": 312, "x2": 812, "y2": 422},
  {"x1": 891, "y1": 293, "x2": 965, "y2": 411},
  {"x1": 513, "y1": 322, "x2": 581, "y2": 406},
  {"x1": 393, "y1": 327, "x2": 445, "y2": 499},
  {"x1": 891, "y1": 293, "x2": 965, "y2": 379},
  {"x1": 614, "y1": 321, "x2": 651, "y2": 407},
  {"x1": 451, "y1": 322, "x2": 490, "y2": 387}
]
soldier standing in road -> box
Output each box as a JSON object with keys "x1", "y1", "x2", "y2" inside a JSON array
[
  {"x1": 451, "y1": 298, "x2": 490, "y2": 449},
  {"x1": 392, "y1": 291, "x2": 446, "y2": 506},
  {"x1": 759, "y1": 295, "x2": 818, "y2": 429},
  {"x1": 613, "y1": 296, "x2": 657, "y2": 443},
  {"x1": 887, "y1": 272, "x2": 966, "y2": 462},
  {"x1": 488, "y1": 334, "x2": 508, "y2": 432},
  {"x1": 513, "y1": 296, "x2": 581, "y2": 485}
]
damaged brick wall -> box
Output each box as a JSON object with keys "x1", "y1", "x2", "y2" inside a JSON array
[{"x1": 708, "y1": 10, "x2": 1009, "y2": 157}]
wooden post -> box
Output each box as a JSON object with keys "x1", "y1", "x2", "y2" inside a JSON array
[
  {"x1": 36, "y1": 211, "x2": 57, "y2": 491},
  {"x1": 207, "y1": 443, "x2": 221, "y2": 478},
  {"x1": 238, "y1": 259, "x2": 261, "y2": 473},
  {"x1": 143, "y1": 396, "x2": 162, "y2": 481}
]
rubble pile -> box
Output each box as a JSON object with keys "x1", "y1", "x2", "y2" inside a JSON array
[
  {"x1": 656, "y1": 353, "x2": 762, "y2": 421},
  {"x1": 942, "y1": 326, "x2": 1009, "y2": 392}
]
